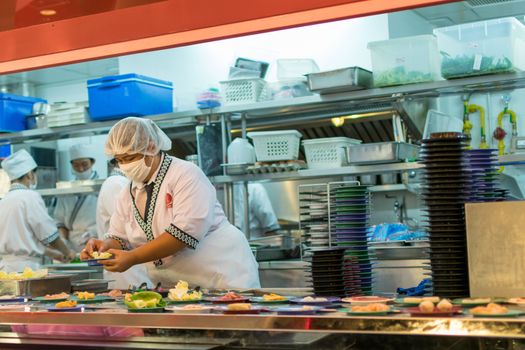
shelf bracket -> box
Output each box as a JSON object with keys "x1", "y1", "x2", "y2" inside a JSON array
[{"x1": 392, "y1": 100, "x2": 422, "y2": 141}]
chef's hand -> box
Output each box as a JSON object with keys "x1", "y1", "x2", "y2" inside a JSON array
[
  {"x1": 81, "y1": 238, "x2": 105, "y2": 260},
  {"x1": 99, "y1": 249, "x2": 136, "y2": 272}
]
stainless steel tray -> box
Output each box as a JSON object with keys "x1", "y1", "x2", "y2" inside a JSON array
[
  {"x1": 346, "y1": 142, "x2": 419, "y2": 165},
  {"x1": 306, "y1": 67, "x2": 373, "y2": 94},
  {"x1": 71, "y1": 279, "x2": 109, "y2": 293},
  {"x1": 0, "y1": 275, "x2": 71, "y2": 297}
]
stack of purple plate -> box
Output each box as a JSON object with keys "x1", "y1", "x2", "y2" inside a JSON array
[
  {"x1": 304, "y1": 247, "x2": 347, "y2": 297},
  {"x1": 330, "y1": 185, "x2": 374, "y2": 297},
  {"x1": 466, "y1": 149, "x2": 505, "y2": 202},
  {"x1": 419, "y1": 132, "x2": 474, "y2": 299}
]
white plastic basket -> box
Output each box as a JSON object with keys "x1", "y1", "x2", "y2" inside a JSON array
[
  {"x1": 247, "y1": 130, "x2": 302, "y2": 162},
  {"x1": 303, "y1": 137, "x2": 362, "y2": 169},
  {"x1": 220, "y1": 78, "x2": 269, "y2": 105}
]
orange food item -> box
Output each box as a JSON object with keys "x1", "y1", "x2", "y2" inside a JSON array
[
  {"x1": 471, "y1": 303, "x2": 508, "y2": 315},
  {"x1": 98, "y1": 290, "x2": 122, "y2": 298},
  {"x1": 219, "y1": 292, "x2": 243, "y2": 301},
  {"x1": 44, "y1": 292, "x2": 70, "y2": 300},
  {"x1": 55, "y1": 300, "x2": 77, "y2": 308},
  {"x1": 227, "y1": 303, "x2": 251, "y2": 311},
  {"x1": 351, "y1": 303, "x2": 390, "y2": 312}
]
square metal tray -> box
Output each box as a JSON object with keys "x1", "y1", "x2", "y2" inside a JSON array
[
  {"x1": 306, "y1": 67, "x2": 373, "y2": 94},
  {"x1": 0, "y1": 275, "x2": 72, "y2": 297},
  {"x1": 346, "y1": 142, "x2": 419, "y2": 165}
]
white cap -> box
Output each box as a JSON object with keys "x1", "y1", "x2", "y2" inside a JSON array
[
  {"x1": 69, "y1": 144, "x2": 96, "y2": 161},
  {"x1": 1, "y1": 149, "x2": 37, "y2": 180}
]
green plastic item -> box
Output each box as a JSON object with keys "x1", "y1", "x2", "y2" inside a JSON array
[
  {"x1": 125, "y1": 291, "x2": 166, "y2": 309},
  {"x1": 441, "y1": 53, "x2": 514, "y2": 79}
]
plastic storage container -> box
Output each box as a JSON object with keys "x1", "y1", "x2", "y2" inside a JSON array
[
  {"x1": 87, "y1": 73, "x2": 173, "y2": 121},
  {"x1": 247, "y1": 130, "x2": 302, "y2": 162},
  {"x1": 220, "y1": 78, "x2": 269, "y2": 105},
  {"x1": 367, "y1": 35, "x2": 441, "y2": 87},
  {"x1": 303, "y1": 137, "x2": 361, "y2": 169},
  {"x1": 434, "y1": 17, "x2": 525, "y2": 79},
  {"x1": 423, "y1": 109, "x2": 464, "y2": 140},
  {"x1": 277, "y1": 59, "x2": 320, "y2": 81},
  {"x1": 0, "y1": 93, "x2": 47, "y2": 132}
]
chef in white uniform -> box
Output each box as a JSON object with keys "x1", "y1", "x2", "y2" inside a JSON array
[
  {"x1": 53, "y1": 144, "x2": 98, "y2": 252},
  {"x1": 234, "y1": 183, "x2": 280, "y2": 238},
  {"x1": 0, "y1": 150, "x2": 75, "y2": 271},
  {"x1": 96, "y1": 159, "x2": 151, "y2": 289},
  {"x1": 81, "y1": 117, "x2": 260, "y2": 289}
]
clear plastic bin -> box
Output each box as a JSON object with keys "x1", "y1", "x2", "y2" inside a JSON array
[
  {"x1": 434, "y1": 17, "x2": 525, "y2": 79},
  {"x1": 367, "y1": 35, "x2": 440, "y2": 87},
  {"x1": 277, "y1": 59, "x2": 319, "y2": 81},
  {"x1": 423, "y1": 110, "x2": 464, "y2": 140}
]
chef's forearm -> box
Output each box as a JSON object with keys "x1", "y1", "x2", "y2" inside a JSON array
[
  {"x1": 130, "y1": 232, "x2": 185, "y2": 264},
  {"x1": 49, "y1": 237, "x2": 72, "y2": 257},
  {"x1": 58, "y1": 227, "x2": 69, "y2": 240}
]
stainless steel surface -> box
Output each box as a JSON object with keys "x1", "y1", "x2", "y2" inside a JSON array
[
  {"x1": 380, "y1": 173, "x2": 397, "y2": 185},
  {"x1": 36, "y1": 184, "x2": 102, "y2": 197},
  {"x1": 259, "y1": 261, "x2": 308, "y2": 288},
  {"x1": 2, "y1": 309, "x2": 525, "y2": 339},
  {"x1": 71, "y1": 279, "x2": 109, "y2": 293},
  {"x1": 369, "y1": 241, "x2": 429, "y2": 260},
  {"x1": 306, "y1": 67, "x2": 373, "y2": 94},
  {"x1": 32, "y1": 102, "x2": 50, "y2": 115},
  {"x1": 372, "y1": 259, "x2": 429, "y2": 295},
  {"x1": 346, "y1": 142, "x2": 420, "y2": 165},
  {"x1": 2, "y1": 72, "x2": 525, "y2": 145},
  {"x1": 466, "y1": 201, "x2": 525, "y2": 298},
  {"x1": 242, "y1": 181, "x2": 250, "y2": 239},
  {"x1": 211, "y1": 162, "x2": 423, "y2": 184},
  {"x1": 359, "y1": 174, "x2": 377, "y2": 185},
  {"x1": 220, "y1": 163, "x2": 250, "y2": 175},
  {"x1": 0, "y1": 275, "x2": 71, "y2": 297},
  {"x1": 49, "y1": 270, "x2": 99, "y2": 281}
]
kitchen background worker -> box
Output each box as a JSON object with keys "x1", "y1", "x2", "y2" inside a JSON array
[
  {"x1": 0, "y1": 150, "x2": 75, "y2": 271},
  {"x1": 53, "y1": 143, "x2": 98, "y2": 252},
  {"x1": 96, "y1": 158, "x2": 152, "y2": 289},
  {"x1": 234, "y1": 183, "x2": 281, "y2": 238},
  {"x1": 81, "y1": 117, "x2": 260, "y2": 289}
]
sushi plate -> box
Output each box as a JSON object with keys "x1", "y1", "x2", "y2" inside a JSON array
[
  {"x1": 48, "y1": 305, "x2": 85, "y2": 312},
  {"x1": 469, "y1": 310, "x2": 524, "y2": 318},
  {"x1": 290, "y1": 297, "x2": 341, "y2": 306},
  {"x1": 274, "y1": 306, "x2": 322, "y2": 315},
  {"x1": 404, "y1": 307, "x2": 462, "y2": 317}
]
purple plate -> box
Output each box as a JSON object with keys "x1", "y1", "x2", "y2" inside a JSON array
[{"x1": 48, "y1": 305, "x2": 85, "y2": 312}]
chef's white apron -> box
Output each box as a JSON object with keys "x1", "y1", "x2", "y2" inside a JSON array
[
  {"x1": 146, "y1": 224, "x2": 260, "y2": 290},
  {"x1": 0, "y1": 255, "x2": 41, "y2": 272},
  {"x1": 105, "y1": 265, "x2": 151, "y2": 290}
]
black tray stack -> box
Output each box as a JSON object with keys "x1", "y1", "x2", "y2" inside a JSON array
[{"x1": 419, "y1": 132, "x2": 474, "y2": 299}]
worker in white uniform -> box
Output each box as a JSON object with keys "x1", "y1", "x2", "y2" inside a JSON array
[
  {"x1": 96, "y1": 159, "x2": 151, "y2": 289},
  {"x1": 53, "y1": 144, "x2": 98, "y2": 252},
  {"x1": 81, "y1": 117, "x2": 260, "y2": 289},
  {"x1": 234, "y1": 183, "x2": 280, "y2": 239},
  {"x1": 0, "y1": 150, "x2": 75, "y2": 271}
]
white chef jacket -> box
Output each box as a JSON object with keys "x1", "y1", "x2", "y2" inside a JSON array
[
  {"x1": 96, "y1": 169, "x2": 151, "y2": 289},
  {"x1": 107, "y1": 154, "x2": 260, "y2": 290},
  {"x1": 234, "y1": 183, "x2": 280, "y2": 239},
  {"x1": 53, "y1": 171, "x2": 98, "y2": 252},
  {"x1": 0, "y1": 184, "x2": 59, "y2": 272}
]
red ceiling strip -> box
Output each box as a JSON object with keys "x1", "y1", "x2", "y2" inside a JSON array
[{"x1": 0, "y1": 0, "x2": 458, "y2": 74}]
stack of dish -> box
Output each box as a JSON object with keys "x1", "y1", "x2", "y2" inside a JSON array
[
  {"x1": 419, "y1": 132, "x2": 473, "y2": 299},
  {"x1": 330, "y1": 185, "x2": 374, "y2": 296},
  {"x1": 304, "y1": 247, "x2": 347, "y2": 297},
  {"x1": 299, "y1": 189, "x2": 330, "y2": 251},
  {"x1": 466, "y1": 149, "x2": 505, "y2": 202}
]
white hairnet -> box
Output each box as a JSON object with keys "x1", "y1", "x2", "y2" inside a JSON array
[
  {"x1": 1, "y1": 149, "x2": 37, "y2": 180},
  {"x1": 105, "y1": 117, "x2": 172, "y2": 156}
]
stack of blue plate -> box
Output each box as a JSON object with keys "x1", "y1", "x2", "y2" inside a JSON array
[{"x1": 330, "y1": 185, "x2": 374, "y2": 296}]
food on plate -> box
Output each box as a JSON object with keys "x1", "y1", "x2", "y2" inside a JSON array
[
  {"x1": 98, "y1": 289, "x2": 123, "y2": 298},
  {"x1": 124, "y1": 291, "x2": 166, "y2": 309},
  {"x1": 405, "y1": 296, "x2": 439, "y2": 304},
  {"x1": 351, "y1": 303, "x2": 390, "y2": 312},
  {"x1": 218, "y1": 292, "x2": 244, "y2": 301},
  {"x1": 0, "y1": 295, "x2": 16, "y2": 300},
  {"x1": 418, "y1": 300, "x2": 435, "y2": 313},
  {"x1": 181, "y1": 304, "x2": 208, "y2": 310},
  {"x1": 43, "y1": 292, "x2": 70, "y2": 300},
  {"x1": 471, "y1": 303, "x2": 508, "y2": 315},
  {"x1": 75, "y1": 291, "x2": 95, "y2": 300},
  {"x1": 301, "y1": 296, "x2": 328, "y2": 302},
  {"x1": 0, "y1": 267, "x2": 48, "y2": 280},
  {"x1": 55, "y1": 300, "x2": 77, "y2": 308},
  {"x1": 91, "y1": 251, "x2": 112, "y2": 260},
  {"x1": 461, "y1": 298, "x2": 491, "y2": 304},
  {"x1": 508, "y1": 297, "x2": 525, "y2": 304},
  {"x1": 227, "y1": 303, "x2": 252, "y2": 311},
  {"x1": 262, "y1": 293, "x2": 286, "y2": 301},
  {"x1": 436, "y1": 299, "x2": 453, "y2": 312},
  {"x1": 168, "y1": 280, "x2": 202, "y2": 301}
]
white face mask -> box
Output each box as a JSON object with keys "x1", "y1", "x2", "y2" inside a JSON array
[
  {"x1": 29, "y1": 173, "x2": 38, "y2": 190},
  {"x1": 73, "y1": 168, "x2": 93, "y2": 180},
  {"x1": 120, "y1": 157, "x2": 151, "y2": 183}
]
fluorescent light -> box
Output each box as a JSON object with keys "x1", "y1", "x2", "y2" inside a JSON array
[{"x1": 40, "y1": 9, "x2": 57, "y2": 16}]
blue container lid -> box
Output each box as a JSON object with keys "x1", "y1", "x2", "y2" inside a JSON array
[
  {"x1": 0, "y1": 93, "x2": 46, "y2": 103},
  {"x1": 87, "y1": 73, "x2": 172, "y2": 89}
]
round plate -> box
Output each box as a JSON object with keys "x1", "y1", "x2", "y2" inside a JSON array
[
  {"x1": 165, "y1": 306, "x2": 212, "y2": 314},
  {"x1": 33, "y1": 296, "x2": 69, "y2": 303},
  {"x1": 48, "y1": 305, "x2": 85, "y2": 312},
  {"x1": 342, "y1": 296, "x2": 393, "y2": 305},
  {"x1": 0, "y1": 297, "x2": 27, "y2": 303},
  {"x1": 290, "y1": 297, "x2": 341, "y2": 306},
  {"x1": 127, "y1": 307, "x2": 165, "y2": 313},
  {"x1": 203, "y1": 297, "x2": 250, "y2": 304},
  {"x1": 250, "y1": 296, "x2": 291, "y2": 304},
  {"x1": 470, "y1": 310, "x2": 523, "y2": 318},
  {"x1": 71, "y1": 295, "x2": 114, "y2": 304},
  {"x1": 274, "y1": 306, "x2": 321, "y2": 315},
  {"x1": 452, "y1": 298, "x2": 491, "y2": 307},
  {"x1": 221, "y1": 307, "x2": 265, "y2": 315},
  {"x1": 0, "y1": 304, "x2": 28, "y2": 311},
  {"x1": 165, "y1": 299, "x2": 202, "y2": 305},
  {"x1": 404, "y1": 306, "x2": 462, "y2": 317}
]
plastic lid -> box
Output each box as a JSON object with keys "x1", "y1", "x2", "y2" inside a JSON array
[{"x1": 367, "y1": 34, "x2": 437, "y2": 49}]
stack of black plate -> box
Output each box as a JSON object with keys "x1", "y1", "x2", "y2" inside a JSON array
[
  {"x1": 330, "y1": 185, "x2": 374, "y2": 296},
  {"x1": 466, "y1": 149, "x2": 504, "y2": 202},
  {"x1": 419, "y1": 132, "x2": 473, "y2": 299},
  {"x1": 304, "y1": 247, "x2": 347, "y2": 297},
  {"x1": 299, "y1": 189, "x2": 330, "y2": 251}
]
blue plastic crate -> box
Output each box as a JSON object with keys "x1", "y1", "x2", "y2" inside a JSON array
[
  {"x1": 87, "y1": 73, "x2": 173, "y2": 121},
  {"x1": 0, "y1": 93, "x2": 47, "y2": 132}
]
